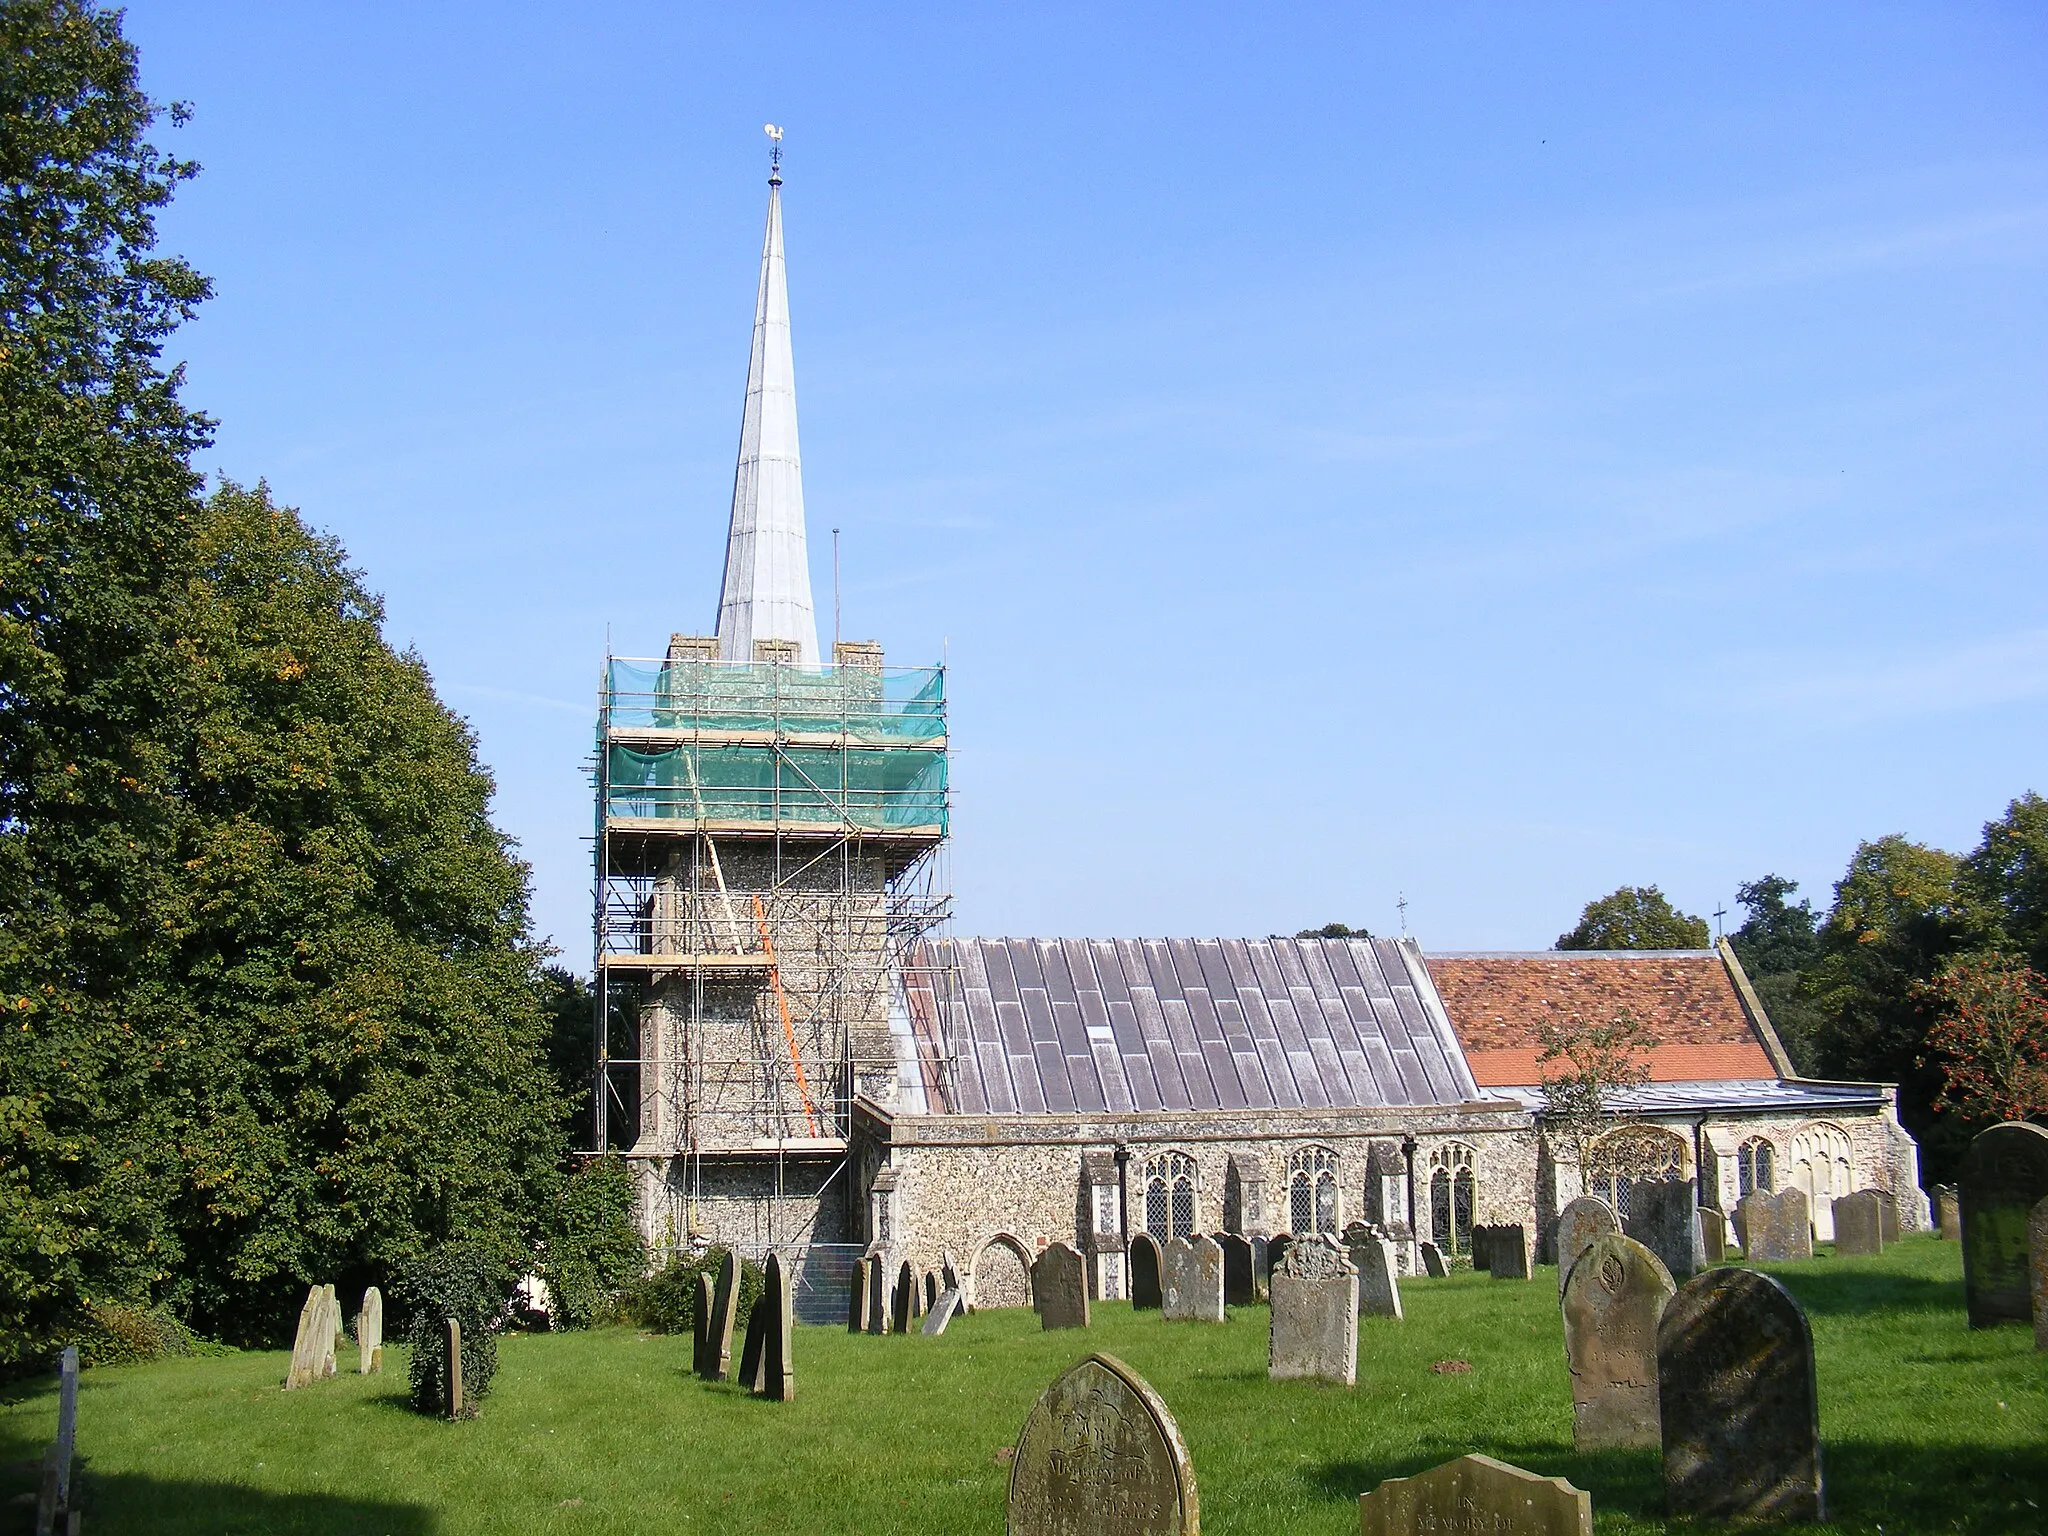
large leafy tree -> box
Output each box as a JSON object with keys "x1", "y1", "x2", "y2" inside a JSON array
[
  {"x1": 1556, "y1": 885, "x2": 1709, "y2": 951},
  {"x1": 1, "y1": 3, "x2": 569, "y2": 1359}
]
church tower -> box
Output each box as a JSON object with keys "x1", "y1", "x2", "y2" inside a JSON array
[{"x1": 591, "y1": 132, "x2": 951, "y2": 1286}]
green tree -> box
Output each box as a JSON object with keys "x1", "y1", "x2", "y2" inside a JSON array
[
  {"x1": 1729, "y1": 875, "x2": 1825, "y2": 1072},
  {"x1": 1555, "y1": 885, "x2": 1709, "y2": 951}
]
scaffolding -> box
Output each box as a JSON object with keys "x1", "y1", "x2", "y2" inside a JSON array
[{"x1": 592, "y1": 641, "x2": 955, "y2": 1263}]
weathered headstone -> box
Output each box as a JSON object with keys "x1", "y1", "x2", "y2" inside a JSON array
[
  {"x1": 1418, "y1": 1240, "x2": 1447, "y2": 1277},
  {"x1": 1556, "y1": 1196, "x2": 1619, "y2": 1299},
  {"x1": 1738, "y1": 1188, "x2": 1813, "y2": 1263},
  {"x1": 1217, "y1": 1233, "x2": 1257, "y2": 1305},
  {"x1": 284, "y1": 1284, "x2": 326, "y2": 1390},
  {"x1": 1268, "y1": 1234, "x2": 1358, "y2": 1386},
  {"x1": 1697, "y1": 1206, "x2": 1728, "y2": 1265},
  {"x1": 1006, "y1": 1353, "x2": 1196, "y2": 1536},
  {"x1": 1033, "y1": 1241, "x2": 1090, "y2": 1330},
  {"x1": 1489, "y1": 1224, "x2": 1531, "y2": 1280},
  {"x1": 1934, "y1": 1183, "x2": 1961, "y2": 1241},
  {"x1": 2030, "y1": 1196, "x2": 2048, "y2": 1352},
  {"x1": 847, "y1": 1258, "x2": 869, "y2": 1334},
  {"x1": 1658, "y1": 1267, "x2": 1823, "y2": 1522},
  {"x1": 1347, "y1": 1232, "x2": 1403, "y2": 1320},
  {"x1": 1162, "y1": 1235, "x2": 1226, "y2": 1322},
  {"x1": 357, "y1": 1286, "x2": 383, "y2": 1374},
  {"x1": 923, "y1": 1287, "x2": 963, "y2": 1336},
  {"x1": 443, "y1": 1318, "x2": 464, "y2": 1419},
  {"x1": 1129, "y1": 1233, "x2": 1163, "y2": 1310},
  {"x1": 893, "y1": 1259, "x2": 918, "y2": 1333},
  {"x1": 1624, "y1": 1178, "x2": 1705, "y2": 1283},
  {"x1": 705, "y1": 1248, "x2": 740, "y2": 1379},
  {"x1": 865, "y1": 1251, "x2": 888, "y2": 1334},
  {"x1": 1831, "y1": 1189, "x2": 1885, "y2": 1256},
  {"x1": 1962, "y1": 1121, "x2": 2048, "y2": 1328},
  {"x1": 756, "y1": 1251, "x2": 794, "y2": 1401},
  {"x1": 1563, "y1": 1234, "x2": 1675, "y2": 1451},
  {"x1": 1359, "y1": 1454, "x2": 1591, "y2": 1536},
  {"x1": 692, "y1": 1273, "x2": 714, "y2": 1375}
]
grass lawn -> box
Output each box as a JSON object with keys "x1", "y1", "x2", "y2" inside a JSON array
[{"x1": 3, "y1": 1236, "x2": 2042, "y2": 1535}]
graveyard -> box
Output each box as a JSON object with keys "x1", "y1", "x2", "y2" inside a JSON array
[{"x1": 4, "y1": 1236, "x2": 2042, "y2": 1535}]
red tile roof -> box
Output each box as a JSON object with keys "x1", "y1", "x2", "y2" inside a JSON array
[{"x1": 1425, "y1": 952, "x2": 1778, "y2": 1088}]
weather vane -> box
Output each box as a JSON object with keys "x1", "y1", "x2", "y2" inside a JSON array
[{"x1": 764, "y1": 122, "x2": 784, "y2": 184}]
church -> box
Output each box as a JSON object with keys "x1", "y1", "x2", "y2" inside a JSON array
[{"x1": 591, "y1": 141, "x2": 1927, "y2": 1319}]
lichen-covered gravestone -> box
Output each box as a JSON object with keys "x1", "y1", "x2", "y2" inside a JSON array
[
  {"x1": 1418, "y1": 1240, "x2": 1447, "y2": 1278},
  {"x1": 1268, "y1": 1234, "x2": 1358, "y2": 1386},
  {"x1": 1216, "y1": 1233, "x2": 1257, "y2": 1305},
  {"x1": 1033, "y1": 1242, "x2": 1090, "y2": 1331},
  {"x1": 756, "y1": 1251, "x2": 794, "y2": 1401},
  {"x1": 1961, "y1": 1120, "x2": 2048, "y2": 1329},
  {"x1": 1658, "y1": 1267, "x2": 1823, "y2": 1522},
  {"x1": 357, "y1": 1286, "x2": 383, "y2": 1375},
  {"x1": 1349, "y1": 1233, "x2": 1403, "y2": 1320},
  {"x1": 1129, "y1": 1233, "x2": 1163, "y2": 1310},
  {"x1": 1562, "y1": 1234, "x2": 1674, "y2": 1451},
  {"x1": 2029, "y1": 1197, "x2": 2048, "y2": 1352},
  {"x1": 1556, "y1": 1197, "x2": 1619, "y2": 1299},
  {"x1": 1007, "y1": 1353, "x2": 1197, "y2": 1536},
  {"x1": 1489, "y1": 1225, "x2": 1531, "y2": 1280},
  {"x1": 1163, "y1": 1236, "x2": 1226, "y2": 1322},
  {"x1": 1738, "y1": 1188, "x2": 1813, "y2": 1263},
  {"x1": 923, "y1": 1287, "x2": 962, "y2": 1336},
  {"x1": 1624, "y1": 1178, "x2": 1704, "y2": 1282},
  {"x1": 705, "y1": 1249, "x2": 740, "y2": 1380},
  {"x1": 1831, "y1": 1190, "x2": 1885, "y2": 1256},
  {"x1": 1358, "y1": 1454, "x2": 1591, "y2": 1536},
  {"x1": 847, "y1": 1258, "x2": 868, "y2": 1334}
]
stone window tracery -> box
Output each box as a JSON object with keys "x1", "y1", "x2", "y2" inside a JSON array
[
  {"x1": 1141, "y1": 1151, "x2": 1197, "y2": 1240},
  {"x1": 1585, "y1": 1125, "x2": 1687, "y2": 1220},
  {"x1": 1426, "y1": 1142, "x2": 1476, "y2": 1256},
  {"x1": 1286, "y1": 1146, "x2": 1340, "y2": 1234},
  {"x1": 1738, "y1": 1135, "x2": 1777, "y2": 1197}
]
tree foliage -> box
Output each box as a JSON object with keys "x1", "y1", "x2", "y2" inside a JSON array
[{"x1": 1556, "y1": 885, "x2": 1709, "y2": 951}]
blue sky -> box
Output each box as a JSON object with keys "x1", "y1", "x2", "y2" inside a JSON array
[{"x1": 124, "y1": 3, "x2": 2047, "y2": 960}]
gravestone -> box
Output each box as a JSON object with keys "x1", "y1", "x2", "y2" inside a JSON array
[
  {"x1": 925, "y1": 1271, "x2": 940, "y2": 1312},
  {"x1": 1624, "y1": 1179, "x2": 1705, "y2": 1283},
  {"x1": 2030, "y1": 1197, "x2": 2048, "y2": 1352},
  {"x1": 357, "y1": 1287, "x2": 383, "y2": 1374},
  {"x1": 738, "y1": 1290, "x2": 768, "y2": 1392},
  {"x1": 893, "y1": 1260, "x2": 919, "y2": 1333},
  {"x1": 1961, "y1": 1121, "x2": 2048, "y2": 1328},
  {"x1": 1418, "y1": 1240, "x2": 1447, "y2": 1278},
  {"x1": 756, "y1": 1251, "x2": 794, "y2": 1401},
  {"x1": 284, "y1": 1284, "x2": 326, "y2": 1389},
  {"x1": 1162, "y1": 1235, "x2": 1226, "y2": 1322},
  {"x1": 1359, "y1": 1454, "x2": 1591, "y2": 1536},
  {"x1": 1562, "y1": 1234, "x2": 1675, "y2": 1451},
  {"x1": 1556, "y1": 1197, "x2": 1619, "y2": 1299},
  {"x1": 1348, "y1": 1232, "x2": 1403, "y2": 1320},
  {"x1": 923, "y1": 1287, "x2": 963, "y2": 1336},
  {"x1": 1033, "y1": 1242, "x2": 1090, "y2": 1330},
  {"x1": 1007, "y1": 1353, "x2": 1195, "y2": 1536},
  {"x1": 1490, "y1": 1224, "x2": 1531, "y2": 1280},
  {"x1": 706, "y1": 1249, "x2": 740, "y2": 1379},
  {"x1": 1738, "y1": 1188, "x2": 1813, "y2": 1263},
  {"x1": 1697, "y1": 1207, "x2": 1728, "y2": 1265},
  {"x1": 1268, "y1": 1234, "x2": 1358, "y2": 1386},
  {"x1": 1129, "y1": 1233, "x2": 1163, "y2": 1310},
  {"x1": 692, "y1": 1273, "x2": 714, "y2": 1376},
  {"x1": 847, "y1": 1257, "x2": 869, "y2": 1334},
  {"x1": 865, "y1": 1252, "x2": 888, "y2": 1334},
  {"x1": 1831, "y1": 1190, "x2": 1885, "y2": 1256},
  {"x1": 1217, "y1": 1233, "x2": 1258, "y2": 1305},
  {"x1": 1658, "y1": 1267, "x2": 1823, "y2": 1522},
  {"x1": 1934, "y1": 1183, "x2": 1961, "y2": 1241},
  {"x1": 443, "y1": 1318, "x2": 464, "y2": 1419}
]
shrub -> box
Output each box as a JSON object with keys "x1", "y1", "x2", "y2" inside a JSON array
[
  {"x1": 396, "y1": 1242, "x2": 514, "y2": 1417},
  {"x1": 625, "y1": 1247, "x2": 761, "y2": 1337},
  {"x1": 536, "y1": 1156, "x2": 647, "y2": 1330}
]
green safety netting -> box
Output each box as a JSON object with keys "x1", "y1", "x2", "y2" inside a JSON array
[
  {"x1": 605, "y1": 742, "x2": 947, "y2": 831},
  {"x1": 604, "y1": 659, "x2": 944, "y2": 743}
]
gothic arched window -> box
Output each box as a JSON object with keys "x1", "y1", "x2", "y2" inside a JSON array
[
  {"x1": 1287, "y1": 1146, "x2": 1340, "y2": 1234},
  {"x1": 1141, "y1": 1151, "x2": 1197, "y2": 1240},
  {"x1": 1586, "y1": 1125, "x2": 1688, "y2": 1220},
  {"x1": 1426, "y1": 1143, "x2": 1476, "y2": 1256},
  {"x1": 1738, "y1": 1136, "x2": 1777, "y2": 1198}
]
